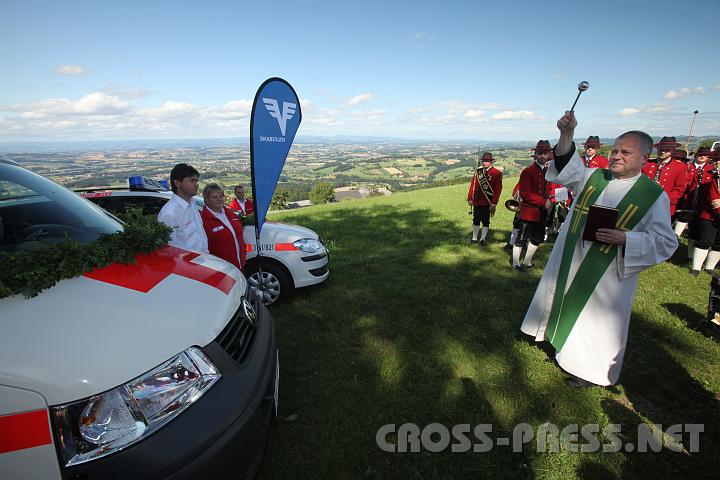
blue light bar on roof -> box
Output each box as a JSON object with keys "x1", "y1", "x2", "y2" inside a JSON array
[{"x1": 128, "y1": 176, "x2": 170, "y2": 191}]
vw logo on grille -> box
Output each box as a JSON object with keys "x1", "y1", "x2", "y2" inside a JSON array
[{"x1": 242, "y1": 298, "x2": 258, "y2": 329}]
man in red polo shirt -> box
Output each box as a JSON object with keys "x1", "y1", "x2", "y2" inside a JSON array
[
  {"x1": 580, "y1": 136, "x2": 608, "y2": 168},
  {"x1": 467, "y1": 151, "x2": 503, "y2": 245},
  {"x1": 641, "y1": 136, "x2": 687, "y2": 218}
]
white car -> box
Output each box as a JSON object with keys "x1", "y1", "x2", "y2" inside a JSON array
[
  {"x1": 0, "y1": 157, "x2": 278, "y2": 479},
  {"x1": 78, "y1": 179, "x2": 330, "y2": 305}
]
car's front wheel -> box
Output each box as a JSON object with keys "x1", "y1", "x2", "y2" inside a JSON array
[{"x1": 245, "y1": 261, "x2": 292, "y2": 305}]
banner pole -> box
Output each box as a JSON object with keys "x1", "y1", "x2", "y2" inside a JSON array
[{"x1": 248, "y1": 80, "x2": 268, "y2": 303}]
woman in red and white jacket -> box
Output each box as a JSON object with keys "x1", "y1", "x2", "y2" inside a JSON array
[{"x1": 201, "y1": 183, "x2": 246, "y2": 272}]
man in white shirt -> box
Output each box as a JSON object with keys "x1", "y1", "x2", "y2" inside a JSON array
[{"x1": 158, "y1": 163, "x2": 209, "y2": 253}]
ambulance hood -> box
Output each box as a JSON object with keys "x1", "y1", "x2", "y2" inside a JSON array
[
  {"x1": 255, "y1": 221, "x2": 320, "y2": 242},
  {"x1": 0, "y1": 248, "x2": 246, "y2": 406}
]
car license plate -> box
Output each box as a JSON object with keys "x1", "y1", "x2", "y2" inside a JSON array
[{"x1": 273, "y1": 349, "x2": 279, "y2": 417}]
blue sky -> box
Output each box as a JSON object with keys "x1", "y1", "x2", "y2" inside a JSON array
[{"x1": 2, "y1": 0, "x2": 719, "y2": 142}]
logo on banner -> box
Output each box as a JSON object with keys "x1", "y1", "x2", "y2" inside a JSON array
[{"x1": 263, "y1": 98, "x2": 297, "y2": 139}]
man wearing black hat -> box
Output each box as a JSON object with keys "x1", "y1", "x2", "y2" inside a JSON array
[
  {"x1": 683, "y1": 147, "x2": 714, "y2": 258},
  {"x1": 672, "y1": 148, "x2": 698, "y2": 237},
  {"x1": 690, "y1": 149, "x2": 720, "y2": 274},
  {"x1": 512, "y1": 141, "x2": 553, "y2": 270},
  {"x1": 467, "y1": 152, "x2": 503, "y2": 245},
  {"x1": 581, "y1": 136, "x2": 608, "y2": 168},
  {"x1": 641, "y1": 136, "x2": 688, "y2": 218}
]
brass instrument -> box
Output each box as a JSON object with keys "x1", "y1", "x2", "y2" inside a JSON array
[{"x1": 505, "y1": 191, "x2": 521, "y2": 212}]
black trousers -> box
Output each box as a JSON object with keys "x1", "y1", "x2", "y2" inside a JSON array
[
  {"x1": 516, "y1": 209, "x2": 548, "y2": 247},
  {"x1": 472, "y1": 205, "x2": 491, "y2": 227},
  {"x1": 688, "y1": 218, "x2": 700, "y2": 241},
  {"x1": 695, "y1": 219, "x2": 720, "y2": 251},
  {"x1": 512, "y1": 213, "x2": 522, "y2": 230}
]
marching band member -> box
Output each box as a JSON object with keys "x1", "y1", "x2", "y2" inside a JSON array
[
  {"x1": 580, "y1": 136, "x2": 608, "y2": 168},
  {"x1": 467, "y1": 152, "x2": 503, "y2": 245},
  {"x1": 673, "y1": 148, "x2": 699, "y2": 238},
  {"x1": 683, "y1": 147, "x2": 714, "y2": 258},
  {"x1": 690, "y1": 151, "x2": 720, "y2": 275},
  {"x1": 641, "y1": 136, "x2": 688, "y2": 218},
  {"x1": 512, "y1": 141, "x2": 553, "y2": 270}
]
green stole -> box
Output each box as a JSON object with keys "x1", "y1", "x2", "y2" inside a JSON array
[{"x1": 546, "y1": 169, "x2": 663, "y2": 351}]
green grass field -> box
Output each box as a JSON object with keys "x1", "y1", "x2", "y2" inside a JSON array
[{"x1": 260, "y1": 179, "x2": 719, "y2": 479}]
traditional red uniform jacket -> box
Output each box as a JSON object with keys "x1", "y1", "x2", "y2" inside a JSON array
[
  {"x1": 678, "y1": 162, "x2": 713, "y2": 213},
  {"x1": 201, "y1": 206, "x2": 247, "y2": 271},
  {"x1": 467, "y1": 166, "x2": 503, "y2": 206},
  {"x1": 641, "y1": 159, "x2": 687, "y2": 215},
  {"x1": 518, "y1": 162, "x2": 552, "y2": 222},
  {"x1": 228, "y1": 198, "x2": 254, "y2": 215},
  {"x1": 581, "y1": 154, "x2": 609, "y2": 168},
  {"x1": 696, "y1": 169, "x2": 720, "y2": 221}
]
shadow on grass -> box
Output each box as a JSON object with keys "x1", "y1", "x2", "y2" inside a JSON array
[
  {"x1": 257, "y1": 201, "x2": 717, "y2": 480},
  {"x1": 607, "y1": 312, "x2": 720, "y2": 478},
  {"x1": 666, "y1": 238, "x2": 691, "y2": 268},
  {"x1": 663, "y1": 302, "x2": 707, "y2": 334}
]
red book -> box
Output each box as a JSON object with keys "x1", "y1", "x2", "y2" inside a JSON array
[{"x1": 582, "y1": 205, "x2": 619, "y2": 243}]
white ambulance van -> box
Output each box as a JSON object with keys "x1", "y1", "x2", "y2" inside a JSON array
[{"x1": 0, "y1": 156, "x2": 278, "y2": 479}]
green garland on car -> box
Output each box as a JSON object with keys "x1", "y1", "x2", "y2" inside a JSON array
[{"x1": 0, "y1": 212, "x2": 172, "y2": 300}]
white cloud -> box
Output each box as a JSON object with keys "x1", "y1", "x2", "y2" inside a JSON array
[
  {"x1": 440, "y1": 101, "x2": 501, "y2": 113},
  {"x1": 103, "y1": 86, "x2": 151, "y2": 100},
  {"x1": 162, "y1": 101, "x2": 194, "y2": 112},
  {"x1": 662, "y1": 86, "x2": 706, "y2": 100},
  {"x1": 6, "y1": 92, "x2": 130, "y2": 116},
  {"x1": 420, "y1": 114, "x2": 455, "y2": 126},
  {"x1": 464, "y1": 110, "x2": 486, "y2": 119},
  {"x1": 617, "y1": 103, "x2": 672, "y2": 116},
  {"x1": 492, "y1": 110, "x2": 536, "y2": 121},
  {"x1": 406, "y1": 107, "x2": 431, "y2": 113},
  {"x1": 305, "y1": 116, "x2": 344, "y2": 126},
  {"x1": 619, "y1": 107, "x2": 641, "y2": 116},
  {"x1": 209, "y1": 99, "x2": 252, "y2": 120},
  {"x1": 347, "y1": 93, "x2": 374, "y2": 105},
  {"x1": 440, "y1": 100, "x2": 471, "y2": 113},
  {"x1": 351, "y1": 109, "x2": 385, "y2": 120},
  {"x1": 74, "y1": 93, "x2": 130, "y2": 115},
  {"x1": 552, "y1": 73, "x2": 566, "y2": 80},
  {"x1": 55, "y1": 65, "x2": 87, "y2": 76},
  {"x1": 715, "y1": 83, "x2": 720, "y2": 91}
]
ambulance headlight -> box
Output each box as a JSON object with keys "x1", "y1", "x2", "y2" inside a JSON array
[
  {"x1": 292, "y1": 238, "x2": 323, "y2": 253},
  {"x1": 51, "y1": 347, "x2": 220, "y2": 467}
]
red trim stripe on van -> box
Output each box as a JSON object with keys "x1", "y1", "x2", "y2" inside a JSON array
[{"x1": 0, "y1": 409, "x2": 52, "y2": 454}]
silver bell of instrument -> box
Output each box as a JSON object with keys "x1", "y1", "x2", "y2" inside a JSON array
[{"x1": 505, "y1": 192, "x2": 521, "y2": 212}]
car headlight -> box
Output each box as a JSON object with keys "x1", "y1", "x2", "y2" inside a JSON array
[
  {"x1": 51, "y1": 347, "x2": 220, "y2": 467},
  {"x1": 292, "y1": 238, "x2": 323, "y2": 253}
]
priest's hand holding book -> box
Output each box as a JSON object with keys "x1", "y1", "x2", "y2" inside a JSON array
[{"x1": 594, "y1": 228, "x2": 626, "y2": 245}]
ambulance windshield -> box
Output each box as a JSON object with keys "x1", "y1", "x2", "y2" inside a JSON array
[{"x1": 0, "y1": 159, "x2": 122, "y2": 253}]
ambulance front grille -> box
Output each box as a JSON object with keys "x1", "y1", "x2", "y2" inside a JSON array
[{"x1": 215, "y1": 302, "x2": 256, "y2": 363}]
